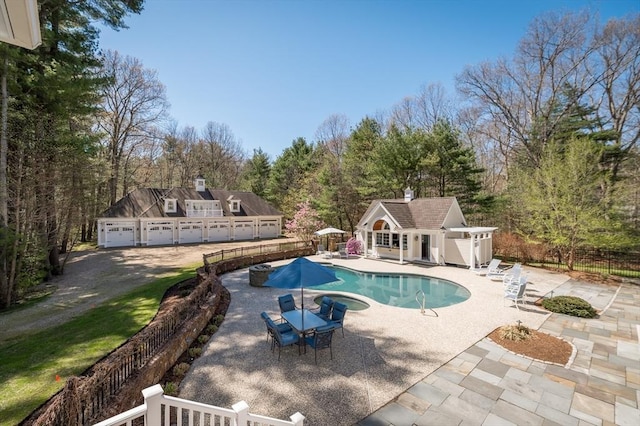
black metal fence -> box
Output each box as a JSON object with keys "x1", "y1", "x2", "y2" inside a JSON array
[{"x1": 494, "y1": 246, "x2": 640, "y2": 278}]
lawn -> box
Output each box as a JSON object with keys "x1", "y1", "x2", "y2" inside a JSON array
[{"x1": 0, "y1": 267, "x2": 197, "y2": 426}]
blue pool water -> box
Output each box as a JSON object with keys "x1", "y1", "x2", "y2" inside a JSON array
[{"x1": 315, "y1": 266, "x2": 470, "y2": 309}]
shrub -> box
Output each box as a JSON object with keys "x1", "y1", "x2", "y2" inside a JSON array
[
  {"x1": 188, "y1": 347, "x2": 202, "y2": 358},
  {"x1": 198, "y1": 334, "x2": 210, "y2": 344},
  {"x1": 163, "y1": 381, "x2": 179, "y2": 396},
  {"x1": 212, "y1": 314, "x2": 225, "y2": 326},
  {"x1": 541, "y1": 296, "x2": 597, "y2": 318},
  {"x1": 206, "y1": 324, "x2": 218, "y2": 334},
  {"x1": 172, "y1": 362, "x2": 190, "y2": 377},
  {"x1": 499, "y1": 323, "x2": 532, "y2": 342}
]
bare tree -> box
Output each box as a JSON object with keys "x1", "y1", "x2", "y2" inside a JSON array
[
  {"x1": 95, "y1": 50, "x2": 169, "y2": 205},
  {"x1": 200, "y1": 121, "x2": 245, "y2": 188},
  {"x1": 176, "y1": 126, "x2": 200, "y2": 187},
  {"x1": 589, "y1": 15, "x2": 640, "y2": 203},
  {"x1": 456, "y1": 11, "x2": 598, "y2": 167},
  {"x1": 389, "y1": 83, "x2": 452, "y2": 131},
  {"x1": 315, "y1": 114, "x2": 350, "y2": 159}
]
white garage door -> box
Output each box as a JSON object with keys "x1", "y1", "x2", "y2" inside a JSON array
[
  {"x1": 147, "y1": 221, "x2": 174, "y2": 246},
  {"x1": 234, "y1": 222, "x2": 254, "y2": 240},
  {"x1": 179, "y1": 221, "x2": 204, "y2": 244},
  {"x1": 259, "y1": 221, "x2": 279, "y2": 238},
  {"x1": 208, "y1": 222, "x2": 230, "y2": 242},
  {"x1": 105, "y1": 222, "x2": 135, "y2": 248}
]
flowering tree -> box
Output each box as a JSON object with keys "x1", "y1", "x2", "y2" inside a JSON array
[
  {"x1": 346, "y1": 237, "x2": 362, "y2": 255},
  {"x1": 285, "y1": 200, "x2": 325, "y2": 241}
]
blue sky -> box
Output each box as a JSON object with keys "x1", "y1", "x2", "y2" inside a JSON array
[{"x1": 97, "y1": 0, "x2": 639, "y2": 160}]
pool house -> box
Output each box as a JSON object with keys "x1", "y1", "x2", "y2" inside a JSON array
[{"x1": 355, "y1": 189, "x2": 497, "y2": 269}]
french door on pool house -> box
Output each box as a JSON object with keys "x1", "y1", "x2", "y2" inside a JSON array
[{"x1": 421, "y1": 235, "x2": 431, "y2": 262}]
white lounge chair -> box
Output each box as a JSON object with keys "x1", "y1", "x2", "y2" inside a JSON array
[
  {"x1": 472, "y1": 258, "x2": 502, "y2": 275},
  {"x1": 489, "y1": 262, "x2": 521, "y2": 281},
  {"x1": 502, "y1": 263, "x2": 523, "y2": 285},
  {"x1": 504, "y1": 275, "x2": 527, "y2": 310}
]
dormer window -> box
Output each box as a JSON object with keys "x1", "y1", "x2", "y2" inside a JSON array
[
  {"x1": 164, "y1": 198, "x2": 177, "y2": 213},
  {"x1": 229, "y1": 199, "x2": 241, "y2": 213}
]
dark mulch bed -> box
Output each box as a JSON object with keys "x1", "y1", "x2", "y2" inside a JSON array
[{"x1": 487, "y1": 327, "x2": 573, "y2": 365}]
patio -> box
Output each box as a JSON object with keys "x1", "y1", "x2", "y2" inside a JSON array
[{"x1": 179, "y1": 256, "x2": 569, "y2": 425}]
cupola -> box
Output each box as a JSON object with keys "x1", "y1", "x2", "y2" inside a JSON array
[
  {"x1": 404, "y1": 187, "x2": 414, "y2": 202},
  {"x1": 194, "y1": 176, "x2": 205, "y2": 192}
]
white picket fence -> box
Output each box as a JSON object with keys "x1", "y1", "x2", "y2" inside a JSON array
[{"x1": 93, "y1": 385, "x2": 305, "y2": 426}]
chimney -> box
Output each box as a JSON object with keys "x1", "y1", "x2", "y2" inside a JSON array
[{"x1": 404, "y1": 187, "x2": 414, "y2": 202}]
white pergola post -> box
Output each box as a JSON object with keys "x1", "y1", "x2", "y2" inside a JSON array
[{"x1": 469, "y1": 233, "x2": 477, "y2": 269}]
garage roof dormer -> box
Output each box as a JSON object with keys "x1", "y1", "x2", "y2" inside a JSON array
[{"x1": 227, "y1": 195, "x2": 241, "y2": 213}]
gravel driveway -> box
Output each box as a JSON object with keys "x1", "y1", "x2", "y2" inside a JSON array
[{"x1": 0, "y1": 241, "x2": 258, "y2": 343}]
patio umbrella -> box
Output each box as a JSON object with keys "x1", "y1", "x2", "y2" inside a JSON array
[
  {"x1": 263, "y1": 257, "x2": 339, "y2": 331},
  {"x1": 314, "y1": 227, "x2": 346, "y2": 236},
  {"x1": 314, "y1": 227, "x2": 346, "y2": 250}
]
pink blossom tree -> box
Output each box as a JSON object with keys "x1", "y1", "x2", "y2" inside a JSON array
[
  {"x1": 346, "y1": 237, "x2": 362, "y2": 255},
  {"x1": 284, "y1": 200, "x2": 326, "y2": 241}
]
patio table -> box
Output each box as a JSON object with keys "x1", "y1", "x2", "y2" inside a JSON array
[{"x1": 281, "y1": 309, "x2": 328, "y2": 334}]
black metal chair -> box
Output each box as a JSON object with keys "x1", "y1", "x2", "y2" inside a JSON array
[
  {"x1": 267, "y1": 317, "x2": 300, "y2": 360},
  {"x1": 311, "y1": 295, "x2": 334, "y2": 320},
  {"x1": 329, "y1": 301, "x2": 348, "y2": 337},
  {"x1": 261, "y1": 311, "x2": 293, "y2": 347},
  {"x1": 304, "y1": 325, "x2": 335, "y2": 364}
]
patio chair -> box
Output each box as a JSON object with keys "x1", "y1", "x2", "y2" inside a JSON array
[
  {"x1": 267, "y1": 317, "x2": 301, "y2": 360},
  {"x1": 338, "y1": 244, "x2": 349, "y2": 259},
  {"x1": 329, "y1": 301, "x2": 348, "y2": 337},
  {"x1": 304, "y1": 324, "x2": 335, "y2": 364},
  {"x1": 316, "y1": 244, "x2": 326, "y2": 255},
  {"x1": 503, "y1": 276, "x2": 527, "y2": 310},
  {"x1": 311, "y1": 296, "x2": 334, "y2": 321},
  {"x1": 261, "y1": 311, "x2": 293, "y2": 348},
  {"x1": 489, "y1": 262, "x2": 520, "y2": 281},
  {"x1": 502, "y1": 263, "x2": 523, "y2": 285},
  {"x1": 278, "y1": 293, "x2": 298, "y2": 319},
  {"x1": 473, "y1": 258, "x2": 502, "y2": 276}
]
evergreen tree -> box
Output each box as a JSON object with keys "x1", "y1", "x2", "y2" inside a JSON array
[
  {"x1": 0, "y1": 0, "x2": 143, "y2": 307},
  {"x1": 240, "y1": 148, "x2": 271, "y2": 197},
  {"x1": 265, "y1": 137, "x2": 316, "y2": 217},
  {"x1": 421, "y1": 120, "x2": 489, "y2": 214}
]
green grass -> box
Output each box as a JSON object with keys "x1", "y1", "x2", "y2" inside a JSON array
[{"x1": 0, "y1": 267, "x2": 196, "y2": 426}]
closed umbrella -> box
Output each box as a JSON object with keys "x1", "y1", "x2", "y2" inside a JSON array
[{"x1": 263, "y1": 257, "x2": 339, "y2": 331}]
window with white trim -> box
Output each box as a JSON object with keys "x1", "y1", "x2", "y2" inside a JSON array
[
  {"x1": 164, "y1": 198, "x2": 177, "y2": 213},
  {"x1": 229, "y1": 199, "x2": 241, "y2": 212},
  {"x1": 375, "y1": 222, "x2": 391, "y2": 247}
]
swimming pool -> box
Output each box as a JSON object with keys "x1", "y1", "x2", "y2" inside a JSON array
[{"x1": 314, "y1": 266, "x2": 470, "y2": 309}]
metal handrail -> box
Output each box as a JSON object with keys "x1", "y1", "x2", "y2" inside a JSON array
[
  {"x1": 415, "y1": 290, "x2": 438, "y2": 317},
  {"x1": 415, "y1": 290, "x2": 426, "y2": 314}
]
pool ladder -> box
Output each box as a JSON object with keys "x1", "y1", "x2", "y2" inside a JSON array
[{"x1": 415, "y1": 290, "x2": 438, "y2": 317}]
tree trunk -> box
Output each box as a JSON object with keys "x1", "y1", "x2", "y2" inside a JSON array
[{"x1": 0, "y1": 55, "x2": 8, "y2": 307}]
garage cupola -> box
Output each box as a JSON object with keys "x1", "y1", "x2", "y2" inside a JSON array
[{"x1": 195, "y1": 176, "x2": 205, "y2": 192}]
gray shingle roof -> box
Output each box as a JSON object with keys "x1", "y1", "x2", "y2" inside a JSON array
[
  {"x1": 101, "y1": 188, "x2": 281, "y2": 218},
  {"x1": 407, "y1": 197, "x2": 456, "y2": 229},
  {"x1": 360, "y1": 197, "x2": 457, "y2": 230}
]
